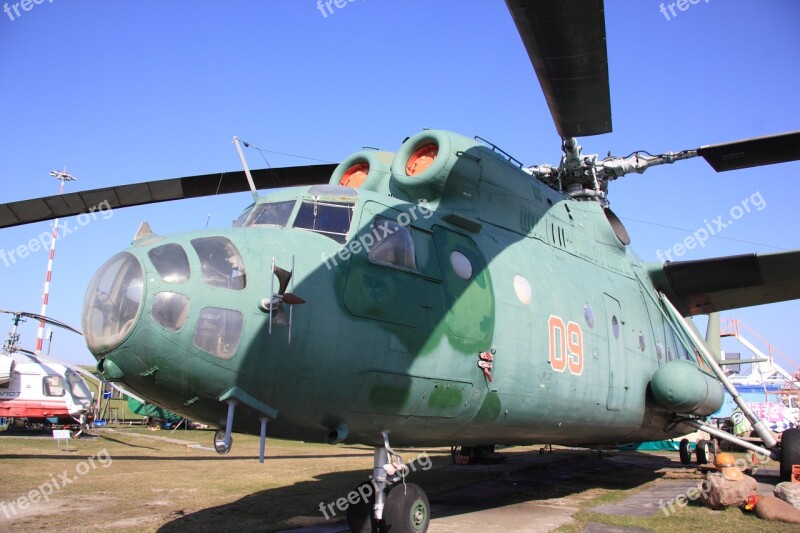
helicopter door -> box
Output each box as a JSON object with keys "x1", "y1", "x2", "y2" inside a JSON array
[
  {"x1": 343, "y1": 207, "x2": 439, "y2": 328},
  {"x1": 604, "y1": 294, "x2": 625, "y2": 411},
  {"x1": 432, "y1": 226, "x2": 494, "y2": 345}
]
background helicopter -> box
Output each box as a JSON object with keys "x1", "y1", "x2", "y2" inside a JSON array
[
  {"x1": 0, "y1": 310, "x2": 93, "y2": 429},
  {"x1": 1, "y1": 1, "x2": 799, "y2": 532}
]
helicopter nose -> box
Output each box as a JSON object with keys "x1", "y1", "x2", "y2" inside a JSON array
[{"x1": 81, "y1": 252, "x2": 144, "y2": 362}]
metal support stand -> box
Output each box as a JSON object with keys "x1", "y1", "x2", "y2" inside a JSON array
[
  {"x1": 683, "y1": 419, "x2": 779, "y2": 461},
  {"x1": 259, "y1": 417, "x2": 268, "y2": 463},
  {"x1": 224, "y1": 400, "x2": 236, "y2": 447}
]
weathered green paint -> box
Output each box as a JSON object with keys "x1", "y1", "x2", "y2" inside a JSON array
[{"x1": 83, "y1": 129, "x2": 723, "y2": 448}]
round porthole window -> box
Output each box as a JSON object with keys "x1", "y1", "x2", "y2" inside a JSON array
[
  {"x1": 513, "y1": 275, "x2": 532, "y2": 305},
  {"x1": 638, "y1": 331, "x2": 646, "y2": 352},
  {"x1": 612, "y1": 316, "x2": 620, "y2": 339},
  {"x1": 583, "y1": 303, "x2": 595, "y2": 328},
  {"x1": 656, "y1": 342, "x2": 665, "y2": 360},
  {"x1": 450, "y1": 251, "x2": 472, "y2": 280}
]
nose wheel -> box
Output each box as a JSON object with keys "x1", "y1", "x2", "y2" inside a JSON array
[
  {"x1": 346, "y1": 432, "x2": 430, "y2": 533},
  {"x1": 383, "y1": 483, "x2": 429, "y2": 532}
]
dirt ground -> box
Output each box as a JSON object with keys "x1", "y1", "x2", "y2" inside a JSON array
[{"x1": 0, "y1": 427, "x2": 795, "y2": 532}]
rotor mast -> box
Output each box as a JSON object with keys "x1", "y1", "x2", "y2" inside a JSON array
[{"x1": 524, "y1": 140, "x2": 699, "y2": 204}]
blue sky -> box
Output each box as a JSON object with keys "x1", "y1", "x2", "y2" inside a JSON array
[{"x1": 1, "y1": 0, "x2": 799, "y2": 371}]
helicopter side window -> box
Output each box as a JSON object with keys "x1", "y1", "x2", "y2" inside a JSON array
[
  {"x1": 293, "y1": 200, "x2": 353, "y2": 244},
  {"x1": 148, "y1": 243, "x2": 190, "y2": 283},
  {"x1": 663, "y1": 322, "x2": 691, "y2": 362},
  {"x1": 43, "y1": 375, "x2": 65, "y2": 397},
  {"x1": 367, "y1": 217, "x2": 417, "y2": 272},
  {"x1": 192, "y1": 307, "x2": 243, "y2": 359},
  {"x1": 151, "y1": 292, "x2": 190, "y2": 332},
  {"x1": 246, "y1": 201, "x2": 296, "y2": 228},
  {"x1": 190, "y1": 237, "x2": 246, "y2": 290}
]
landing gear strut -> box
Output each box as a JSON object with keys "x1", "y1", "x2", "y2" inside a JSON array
[{"x1": 346, "y1": 431, "x2": 430, "y2": 533}]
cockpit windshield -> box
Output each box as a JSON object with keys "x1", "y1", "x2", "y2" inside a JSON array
[
  {"x1": 293, "y1": 200, "x2": 354, "y2": 244},
  {"x1": 246, "y1": 200, "x2": 296, "y2": 228}
]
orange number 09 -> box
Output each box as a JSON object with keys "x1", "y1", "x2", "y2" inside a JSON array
[{"x1": 548, "y1": 315, "x2": 584, "y2": 376}]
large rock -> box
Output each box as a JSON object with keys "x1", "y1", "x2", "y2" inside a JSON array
[
  {"x1": 774, "y1": 482, "x2": 800, "y2": 510},
  {"x1": 699, "y1": 472, "x2": 757, "y2": 510},
  {"x1": 755, "y1": 495, "x2": 800, "y2": 524}
]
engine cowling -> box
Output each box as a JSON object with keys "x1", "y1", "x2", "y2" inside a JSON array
[
  {"x1": 390, "y1": 130, "x2": 482, "y2": 203},
  {"x1": 329, "y1": 150, "x2": 394, "y2": 192}
]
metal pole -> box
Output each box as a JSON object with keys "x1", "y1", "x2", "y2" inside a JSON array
[
  {"x1": 224, "y1": 400, "x2": 236, "y2": 447},
  {"x1": 683, "y1": 419, "x2": 779, "y2": 461},
  {"x1": 259, "y1": 417, "x2": 268, "y2": 463},
  {"x1": 233, "y1": 136, "x2": 259, "y2": 204}
]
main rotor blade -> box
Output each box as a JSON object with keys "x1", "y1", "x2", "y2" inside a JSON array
[
  {"x1": 697, "y1": 131, "x2": 800, "y2": 172},
  {"x1": 0, "y1": 164, "x2": 336, "y2": 230},
  {"x1": 0, "y1": 309, "x2": 82, "y2": 335},
  {"x1": 505, "y1": 0, "x2": 611, "y2": 137}
]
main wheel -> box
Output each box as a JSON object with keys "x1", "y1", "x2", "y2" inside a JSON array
[
  {"x1": 346, "y1": 481, "x2": 377, "y2": 533},
  {"x1": 696, "y1": 439, "x2": 710, "y2": 465},
  {"x1": 780, "y1": 428, "x2": 800, "y2": 482},
  {"x1": 382, "y1": 483, "x2": 429, "y2": 533},
  {"x1": 679, "y1": 438, "x2": 692, "y2": 465}
]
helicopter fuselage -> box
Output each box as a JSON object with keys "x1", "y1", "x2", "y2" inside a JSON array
[{"x1": 83, "y1": 130, "x2": 720, "y2": 447}]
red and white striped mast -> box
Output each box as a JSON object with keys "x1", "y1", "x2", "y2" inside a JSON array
[{"x1": 35, "y1": 168, "x2": 76, "y2": 354}]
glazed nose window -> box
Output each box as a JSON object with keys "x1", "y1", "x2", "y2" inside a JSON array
[
  {"x1": 148, "y1": 243, "x2": 190, "y2": 282},
  {"x1": 82, "y1": 252, "x2": 144, "y2": 353},
  {"x1": 190, "y1": 237, "x2": 246, "y2": 290}
]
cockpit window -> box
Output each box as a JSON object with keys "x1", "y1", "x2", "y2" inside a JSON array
[
  {"x1": 293, "y1": 200, "x2": 353, "y2": 244},
  {"x1": 148, "y1": 243, "x2": 190, "y2": 282},
  {"x1": 43, "y1": 375, "x2": 65, "y2": 397},
  {"x1": 151, "y1": 292, "x2": 190, "y2": 332},
  {"x1": 246, "y1": 201, "x2": 296, "y2": 228},
  {"x1": 232, "y1": 203, "x2": 255, "y2": 228},
  {"x1": 190, "y1": 237, "x2": 246, "y2": 290},
  {"x1": 367, "y1": 217, "x2": 417, "y2": 271},
  {"x1": 193, "y1": 307, "x2": 243, "y2": 359}
]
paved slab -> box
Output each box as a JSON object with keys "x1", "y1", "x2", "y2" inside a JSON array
[
  {"x1": 581, "y1": 523, "x2": 653, "y2": 533},
  {"x1": 590, "y1": 479, "x2": 699, "y2": 517},
  {"x1": 428, "y1": 501, "x2": 577, "y2": 533}
]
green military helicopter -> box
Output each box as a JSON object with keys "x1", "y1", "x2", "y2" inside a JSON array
[{"x1": 2, "y1": 1, "x2": 800, "y2": 531}]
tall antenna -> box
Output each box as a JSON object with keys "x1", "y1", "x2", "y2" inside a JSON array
[{"x1": 35, "y1": 168, "x2": 77, "y2": 354}]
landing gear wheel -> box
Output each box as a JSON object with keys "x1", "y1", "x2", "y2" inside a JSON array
[
  {"x1": 383, "y1": 483, "x2": 429, "y2": 533},
  {"x1": 346, "y1": 481, "x2": 377, "y2": 533},
  {"x1": 696, "y1": 439, "x2": 710, "y2": 465},
  {"x1": 679, "y1": 438, "x2": 691, "y2": 465},
  {"x1": 780, "y1": 428, "x2": 800, "y2": 482}
]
